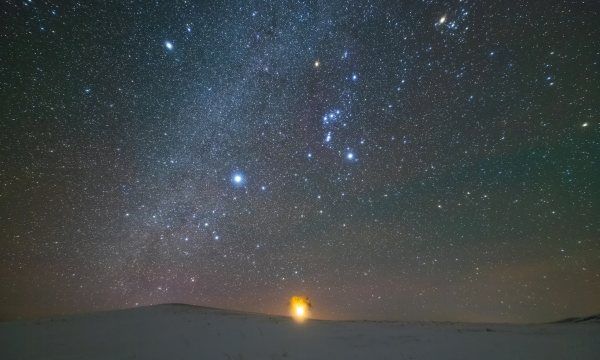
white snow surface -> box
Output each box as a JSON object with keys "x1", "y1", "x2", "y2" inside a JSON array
[{"x1": 1, "y1": 304, "x2": 599, "y2": 359}]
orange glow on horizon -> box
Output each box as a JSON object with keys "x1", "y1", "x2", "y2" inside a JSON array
[{"x1": 289, "y1": 296, "x2": 311, "y2": 322}]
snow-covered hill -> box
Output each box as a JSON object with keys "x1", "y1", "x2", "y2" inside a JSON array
[{"x1": 1, "y1": 304, "x2": 599, "y2": 359}]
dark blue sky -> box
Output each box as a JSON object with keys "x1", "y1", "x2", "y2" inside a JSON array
[{"x1": 0, "y1": 0, "x2": 598, "y2": 322}]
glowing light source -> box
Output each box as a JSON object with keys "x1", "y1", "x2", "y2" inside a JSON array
[
  {"x1": 345, "y1": 149, "x2": 357, "y2": 162},
  {"x1": 231, "y1": 171, "x2": 246, "y2": 187},
  {"x1": 289, "y1": 296, "x2": 311, "y2": 322}
]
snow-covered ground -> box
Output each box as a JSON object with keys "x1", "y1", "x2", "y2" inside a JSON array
[{"x1": 1, "y1": 304, "x2": 598, "y2": 359}]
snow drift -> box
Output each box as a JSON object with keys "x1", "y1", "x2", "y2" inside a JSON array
[{"x1": 1, "y1": 304, "x2": 598, "y2": 359}]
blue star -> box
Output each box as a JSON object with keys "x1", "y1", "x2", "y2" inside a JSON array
[
  {"x1": 231, "y1": 171, "x2": 245, "y2": 187},
  {"x1": 345, "y1": 151, "x2": 357, "y2": 162}
]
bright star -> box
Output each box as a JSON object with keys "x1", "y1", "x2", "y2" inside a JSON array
[{"x1": 231, "y1": 172, "x2": 245, "y2": 186}]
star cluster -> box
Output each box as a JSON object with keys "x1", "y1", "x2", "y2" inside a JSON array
[{"x1": 0, "y1": 0, "x2": 598, "y2": 322}]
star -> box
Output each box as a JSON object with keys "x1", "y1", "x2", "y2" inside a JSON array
[
  {"x1": 231, "y1": 172, "x2": 246, "y2": 187},
  {"x1": 345, "y1": 151, "x2": 356, "y2": 161}
]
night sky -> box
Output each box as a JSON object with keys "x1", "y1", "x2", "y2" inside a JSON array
[{"x1": 1, "y1": 0, "x2": 599, "y2": 323}]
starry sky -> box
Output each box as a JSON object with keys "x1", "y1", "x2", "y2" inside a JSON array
[{"x1": 1, "y1": 0, "x2": 599, "y2": 323}]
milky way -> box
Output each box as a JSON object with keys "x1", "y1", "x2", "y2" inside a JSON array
[{"x1": 1, "y1": 1, "x2": 598, "y2": 322}]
